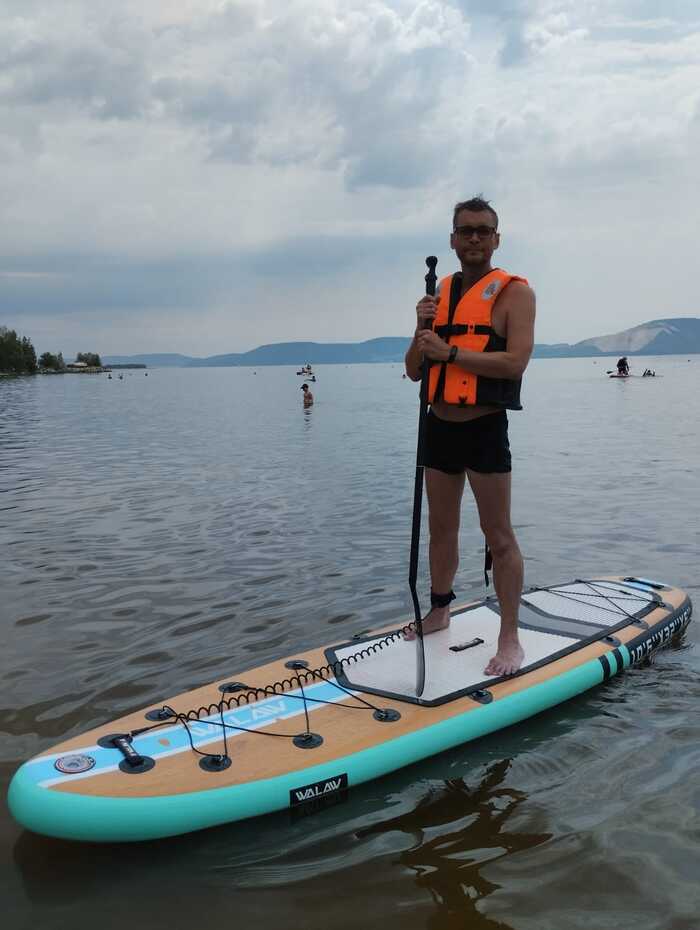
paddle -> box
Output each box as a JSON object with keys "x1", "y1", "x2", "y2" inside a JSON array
[{"x1": 409, "y1": 255, "x2": 438, "y2": 699}]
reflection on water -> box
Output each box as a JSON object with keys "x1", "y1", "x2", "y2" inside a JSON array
[
  {"x1": 2, "y1": 359, "x2": 699, "y2": 930},
  {"x1": 356, "y1": 761, "x2": 550, "y2": 930},
  {"x1": 10, "y1": 757, "x2": 546, "y2": 930}
]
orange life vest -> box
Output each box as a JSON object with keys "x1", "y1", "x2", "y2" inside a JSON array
[{"x1": 427, "y1": 268, "x2": 527, "y2": 409}]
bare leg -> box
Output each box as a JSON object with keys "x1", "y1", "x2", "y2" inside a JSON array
[
  {"x1": 466, "y1": 469, "x2": 524, "y2": 675},
  {"x1": 405, "y1": 467, "x2": 465, "y2": 639}
]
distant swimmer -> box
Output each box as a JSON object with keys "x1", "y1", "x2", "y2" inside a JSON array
[
  {"x1": 616, "y1": 357, "x2": 629, "y2": 376},
  {"x1": 301, "y1": 383, "x2": 314, "y2": 407}
]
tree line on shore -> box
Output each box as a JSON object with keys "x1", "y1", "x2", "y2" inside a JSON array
[{"x1": 0, "y1": 327, "x2": 100, "y2": 374}]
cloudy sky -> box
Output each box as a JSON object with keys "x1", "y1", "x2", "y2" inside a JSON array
[{"x1": 2, "y1": 0, "x2": 700, "y2": 357}]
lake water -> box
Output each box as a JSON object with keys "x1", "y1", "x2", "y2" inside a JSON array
[{"x1": 1, "y1": 357, "x2": 699, "y2": 930}]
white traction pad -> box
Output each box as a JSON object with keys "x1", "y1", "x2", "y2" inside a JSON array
[{"x1": 334, "y1": 606, "x2": 577, "y2": 703}]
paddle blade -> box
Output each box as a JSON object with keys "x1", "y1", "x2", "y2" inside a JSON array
[{"x1": 415, "y1": 626, "x2": 425, "y2": 697}]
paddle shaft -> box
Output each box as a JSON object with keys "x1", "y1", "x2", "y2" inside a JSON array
[{"x1": 409, "y1": 256, "x2": 438, "y2": 698}]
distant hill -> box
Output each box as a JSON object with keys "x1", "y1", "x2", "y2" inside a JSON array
[
  {"x1": 186, "y1": 337, "x2": 410, "y2": 367},
  {"x1": 103, "y1": 338, "x2": 411, "y2": 368},
  {"x1": 103, "y1": 318, "x2": 700, "y2": 367},
  {"x1": 536, "y1": 317, "x2": 700, "y2": 358},
  {"x1": 102, "y1": 352, "x2": 195, "y2": 367}
]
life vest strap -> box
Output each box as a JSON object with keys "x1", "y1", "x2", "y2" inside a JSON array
[
  {"x1": 435, "y1": 323, "x2": 492, "y2": 339},
  {"x1": 432, "y1": 274, "x2": 465, "y2": 404}
]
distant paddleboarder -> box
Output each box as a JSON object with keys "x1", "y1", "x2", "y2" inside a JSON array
[
  {"x1": 404, "y1": 196, "x2": 536, "y2": 676},
  {"x1": 616, "y1": 357, "x2": 629, "y2": 376}
]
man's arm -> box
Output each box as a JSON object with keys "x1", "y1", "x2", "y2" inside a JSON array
[
  {"x1": 404, "y1": 335, "x2": 423, "y2": 381},
  {"x1": 416, "y1": 283, "x2": 535, "y2": 379}
]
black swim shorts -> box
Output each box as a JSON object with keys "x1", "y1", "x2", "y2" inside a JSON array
[{"x1": 422, "y1": 409, "x2": 512, "y2": 474}]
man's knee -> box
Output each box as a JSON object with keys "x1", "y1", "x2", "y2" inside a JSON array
[
  {"x1": 482, "y1": 525, "x2": 518, "y2": 560},
  {"x1": 429, "y1": 522, "x2": 459, "y2": 549},
  {"x1": 429, "y1": 504, "x2": 460, "y2": 540}
]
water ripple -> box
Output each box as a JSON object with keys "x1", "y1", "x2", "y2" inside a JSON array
[{"x1": 2, "y1": 360, "x2": 699, "y2": 930}]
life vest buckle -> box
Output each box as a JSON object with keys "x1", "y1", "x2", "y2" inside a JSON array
[{"x1": 467, "y1": 322, "x2": 476, "y2": 335}]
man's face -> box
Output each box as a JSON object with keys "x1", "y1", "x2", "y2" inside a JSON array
[{"x1": 450, "y1": 209, "x2": 500, "y2": 266}]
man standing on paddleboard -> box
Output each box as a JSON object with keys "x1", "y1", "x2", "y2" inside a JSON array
[{"x1": 404, "y1": 196, "x2": 536, "y2": 676}]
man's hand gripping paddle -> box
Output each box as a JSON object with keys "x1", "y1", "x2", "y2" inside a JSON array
[{"x1": 409, "y1": 255, "x2": 438, "y2": 699}]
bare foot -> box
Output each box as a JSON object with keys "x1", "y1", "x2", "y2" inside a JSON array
[
  {"x1": 404, "y1": 606, "x2": 451, "y2": 641},
  {"x1": 484, "y1": 636, "x2": 524, "y2": 677}
]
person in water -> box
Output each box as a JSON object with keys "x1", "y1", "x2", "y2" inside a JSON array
[
  {"x1": 617, "y1": 357, "x2": 629, "y2": 376},
  {"x1": 301, "y1": 383, "x2": 314, "y2": 406},
  {"x1": 404, "y1": 196, "x2": 536, "y2": 677}
]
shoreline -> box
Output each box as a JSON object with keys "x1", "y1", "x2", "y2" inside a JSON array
[{"x1": 0, "y1": 367, "x2": 111, "y2": 377}]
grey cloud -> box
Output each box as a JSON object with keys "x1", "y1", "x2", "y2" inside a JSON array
[
  {"x1": 450, "y1": 0, "x2": 534, "y2": 66},
  {"x1": 499, "y1": 23, "x2": 532, "y2": 66},
  {"x1": 609, "y1": 0, "x2": 700, "y2": 21},
  {"x1": 1, "y1": 17, "x2": 151, "y2": 118},
  {"x1": 0, "y1": 231, "x2": 411, "y2": 320},
  {"x1": 1, "y1": 255, "x2": 226, "y2": 317},
  {"x1": 454, "y1": 0, "x2": 700, "y2": 67},
  {"x1": 451, "y1": 0, "x2": 531, "y2": 18},
  {"x1": 147, "y1": 3, "x2": 471, "y2": 186}
]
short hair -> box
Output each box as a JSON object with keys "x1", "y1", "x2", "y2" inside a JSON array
[{"x1": 453, "y1": 196, "x2": 498, "y2": 230}]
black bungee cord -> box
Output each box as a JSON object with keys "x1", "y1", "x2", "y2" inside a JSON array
[
  {"x1": 126, "y1": 625, "x2": 417, "y2": 762},
  {"x1": 539, "y1": 580, "x2": 653, "y2": 623}
]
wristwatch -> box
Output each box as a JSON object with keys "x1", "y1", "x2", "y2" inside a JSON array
[{"x1": 448, "y1": 345, "x2": 458, "y2": 363}]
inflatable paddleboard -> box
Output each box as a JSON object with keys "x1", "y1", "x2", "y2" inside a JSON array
[{"x1": 8, "y1": 576, "x2": 691, "y2": 843}]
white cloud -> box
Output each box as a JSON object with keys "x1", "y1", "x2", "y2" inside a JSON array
[{"x1": 1, "y1": 0, "x2": 699, "y2": 354}]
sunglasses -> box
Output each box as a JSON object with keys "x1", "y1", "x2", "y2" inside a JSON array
[{"x1": 453, "y1": 225, "x2": 497, "y2": 239}]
